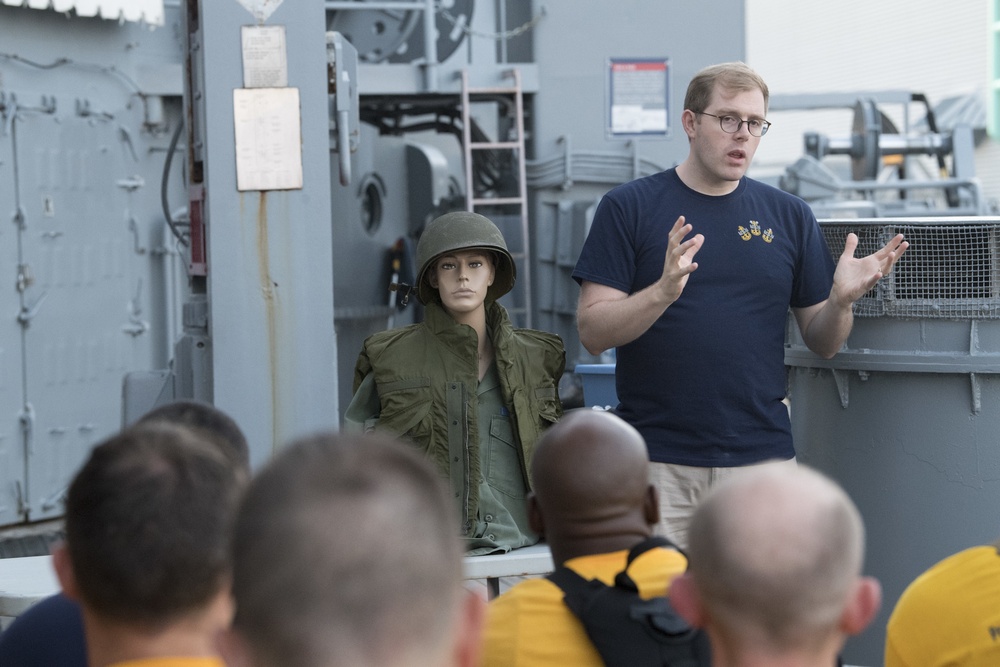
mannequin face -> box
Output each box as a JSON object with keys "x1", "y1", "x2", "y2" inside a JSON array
[{"x1": 430, "y1": 249, "x2": 495, "y2": 319}]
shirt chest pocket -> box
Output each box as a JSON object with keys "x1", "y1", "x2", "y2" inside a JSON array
[{"x1": 377, "y1": 378, "x2": 434, "y2": 446}]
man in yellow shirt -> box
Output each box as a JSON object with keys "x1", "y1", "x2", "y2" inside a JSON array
[
  {"x1": 483, "y1": 410, "x2": 688, "y2": 666},
  {"x1": 886, "y1": 541, "x2": 1000, "y2": 666}
]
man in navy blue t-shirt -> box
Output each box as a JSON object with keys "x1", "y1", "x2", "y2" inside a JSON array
[{"x1": 572, "y1": 61, "x2": 908, "y2": 548}]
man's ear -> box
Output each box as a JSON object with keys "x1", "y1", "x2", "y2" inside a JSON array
[
  {"x1": 527, "y1": 492, "x2": 545, "y2": 538},
  {"x1": 52, "y1": 542, "x2": 81, "y2": 602},
  {"x1": 453, "y1": 588, "x2": 487, "y2": 667},
  {"x1": 217, "y1": 627, "x2": 254, "y2": 667},
  {"x1": 644, "y1": 485, "x2": 660, "y2": 526},
  {"x1": 680, "y1": 108, "x2": 699, "y2": 139},
  {"x1": 667, "y1": 572, "x2": 705, "y2": 628},
  {"x1": 839, "y1": 576, "x2": 882, "y2": 636}
]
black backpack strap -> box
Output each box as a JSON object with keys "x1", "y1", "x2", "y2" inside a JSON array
[
  {"x1": 546, "y1": 539, "x2": 711, "y2": 667},
  {"x1": 617, "y1": 536, "x2": 686, "y2": 591},
  {"x1": 547, "y1": 565, "x2": 603, "y2": 618},
  {"x1": 549, "y1": 536, "x2": 681, "y2": 596},
  {"x1": 546, "y1": 540, "x2": 656, "y2": 624},
  {"x1": 626, "y1": 535, "x2": 679, "y2": 565}
]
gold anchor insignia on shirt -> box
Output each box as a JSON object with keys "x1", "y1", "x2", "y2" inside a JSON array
[{"x1": 739, "y1": 221, "x2": 776, "y2": 243}]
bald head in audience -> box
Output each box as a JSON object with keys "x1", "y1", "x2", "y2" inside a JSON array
[
  {"x1": 670, "y1": 463, "x2": 881, "y2": 667},
  {"x1": 529, "y1": 409, "x2": 659, "y2": 565}
]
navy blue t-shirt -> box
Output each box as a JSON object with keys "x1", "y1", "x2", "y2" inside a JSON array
[
  {"x1": 0, "y1": 593, "x2": 87, "y2": 667},
  {"x1": 573, "y1": 169, "x2": 835, "y2": 466}
]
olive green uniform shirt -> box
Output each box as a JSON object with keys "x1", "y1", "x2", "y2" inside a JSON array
[{"x1": 466, "y1": 362, "x2": 535, "y2": 554}]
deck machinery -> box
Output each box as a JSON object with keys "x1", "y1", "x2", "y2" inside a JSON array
[{"x1": 0, "y1": 2, "x2": 992, "y2": 664}]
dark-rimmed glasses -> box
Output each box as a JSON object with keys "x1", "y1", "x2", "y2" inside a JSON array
[{"x1": 697, "y1": 112, "x2": 771, "y2": 137}]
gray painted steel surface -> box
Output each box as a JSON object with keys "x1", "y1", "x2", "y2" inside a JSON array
[
  {"x1": 0, "y1": 5, "x2": 188, "y2": 525},
  {"x1": 527, "y1": 0, "x2": 745, "y2": 369},
  {"x1": 0, "y1": 0, "x2": 748, "y2": 528},
  {"x1": 787, "y1": 216, "x2": 1000, "y2": 666},
  {"x1": 188, "y1": 0, "x2": 338, "y2": 465}
]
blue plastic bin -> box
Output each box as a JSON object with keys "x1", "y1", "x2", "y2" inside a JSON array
[{"x1": 574, "y1": 364, "x2": 618, "y2": 409}]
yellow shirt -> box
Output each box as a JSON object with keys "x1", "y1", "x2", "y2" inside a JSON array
[
  {"x1": 886, "y1": 544, "x2": 1000, "y2": 666},
  {"x1": 109, "y1": 658, "x2": 225, "y2": 667},
  {"x1": 483, "y1": 546, "x2": 688, "y2": 667}
]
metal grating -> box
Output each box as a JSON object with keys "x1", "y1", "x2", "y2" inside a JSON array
[{"x1": 819, "y1": 218, "x2": 1000, "y2": 319}]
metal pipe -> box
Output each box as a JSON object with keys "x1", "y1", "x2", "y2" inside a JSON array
[
  {"x1": 421, "y1": 0, "x2": 437, "y2": 91},
  {"x1": 338, "y1": 108, "x2": 352, "y2": 186},
  {"x1": 498, "y1": 0, "x2": 508, "y2": 64},
  {"x1": 822, "y1": 134, "x2": 954, "y2": 159},
  {"x1": 162, "y1": 221, "x2": 179, "y2": 368}
]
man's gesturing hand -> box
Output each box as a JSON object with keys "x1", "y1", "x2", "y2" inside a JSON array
[
  {"x1": 830, "y1": 232, "x2": 909, "y2": 307},
  {"x1": 658, "y1": 215, "x2": 704, "y2": 304}
]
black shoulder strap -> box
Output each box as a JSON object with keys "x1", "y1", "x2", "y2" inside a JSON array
[
  {"x1": 546, "y1": 565, "x2": 601, "y2": 617},
  {"x1": 546, "y1": 539, "x2": 659, "y2": 619},
  {"x1": 628, "y1": 535, "x2": 687, "y2": 564},
  {"x1": 548, "y1": 536, "x2": 683, "y2": 599},
  {"x1": 546, "y1": 538, "x2": 711, "y2": 667},
  {"x1": 617, "y1": 536, "x2": 686, "y2": 592}
]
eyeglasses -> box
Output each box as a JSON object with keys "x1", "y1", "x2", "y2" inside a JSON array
[{"x1": 697, "y1": 112, "x2": 771, "y2": 137}]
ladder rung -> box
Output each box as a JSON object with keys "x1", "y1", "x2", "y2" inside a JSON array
[
  {"x1": 472, "y1": 197, "x2": 524, "y2": 206},
  {"x1": 461, "y1": 67, "x2": 531, "y2": 328},
  {"x1": 467, "y1": 86, "x2": 520, "y2": 95},
  {"x1": 470, "y1": 141, "x2": 521, "y2": 150}
]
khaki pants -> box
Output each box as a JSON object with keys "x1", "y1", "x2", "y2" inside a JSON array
[{"x1": 649, "y1": 457, "x2": 797, "y2": 551}]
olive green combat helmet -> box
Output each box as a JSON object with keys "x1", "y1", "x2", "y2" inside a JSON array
[{"x1": 415, "y1": 211, "x2": 516, "y2": 305}]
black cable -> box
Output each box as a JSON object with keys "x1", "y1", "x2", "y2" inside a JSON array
[
  {"x1": 161, "y1": 120, "x2": 189, "y2": 247},
  {"x1": 912, "y1": 92, "x2": 959, "y2": 207}
]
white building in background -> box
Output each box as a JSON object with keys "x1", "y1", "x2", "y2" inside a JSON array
[{"x1": 745, "y1": 0, "x2": 999, "y2": 211}]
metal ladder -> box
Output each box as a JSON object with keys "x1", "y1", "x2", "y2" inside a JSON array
[{"x1": 460, "y1": 68, "x2": 531, "y2": 328}]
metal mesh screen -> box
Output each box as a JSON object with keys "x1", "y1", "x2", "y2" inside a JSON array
[{"x1": 819, "y1": 218, "x2": 1000, "y2": 319}]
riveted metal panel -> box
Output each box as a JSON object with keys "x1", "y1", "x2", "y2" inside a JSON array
[
  {"x1": 0, "y1": 3, "x2": 189, "y2": 527},
  {"x1": 0, "y1": 100, "x2": 24, "y2": 527},
  {"x1": 16, "y1": 112, "x2": 141, "y2": 521}
]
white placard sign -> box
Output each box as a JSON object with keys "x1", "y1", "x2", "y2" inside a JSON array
[
  {"x1": 233, "y1": 87, "x2": 303, "y2": 192},
  {"x1": 241, "y1": 25, "x2": 288, "y2": 88}
]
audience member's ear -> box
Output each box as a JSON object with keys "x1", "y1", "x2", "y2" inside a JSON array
[
  {"x1": 217, "y1": 627, "x2": 254, "y2": 667},
  {"x1": 644, "y1": 485, "x2": 660, "y2": 526},
  {"x1": 839, "y1": 576, "x2": 882, "y2": 636},
  {"x1": 526, "y1": 492, "x2": 545, "y2": 538},
  {"x1": 667, "y1": 572, "x2": 706, "y2": 628},
  {"x1": 205, "y1": 586, "x2": 237, "y2": 633},
  {"x1": 453, "y1": 588, "x2": 487, "y2": 667},
  {"x1": 51, "y1": 542, "x2": 81, "y2": 602}
]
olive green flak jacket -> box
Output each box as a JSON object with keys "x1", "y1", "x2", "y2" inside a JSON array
[{"x1": 347, "y1": 300, "x2": 565, "y2": 533}]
